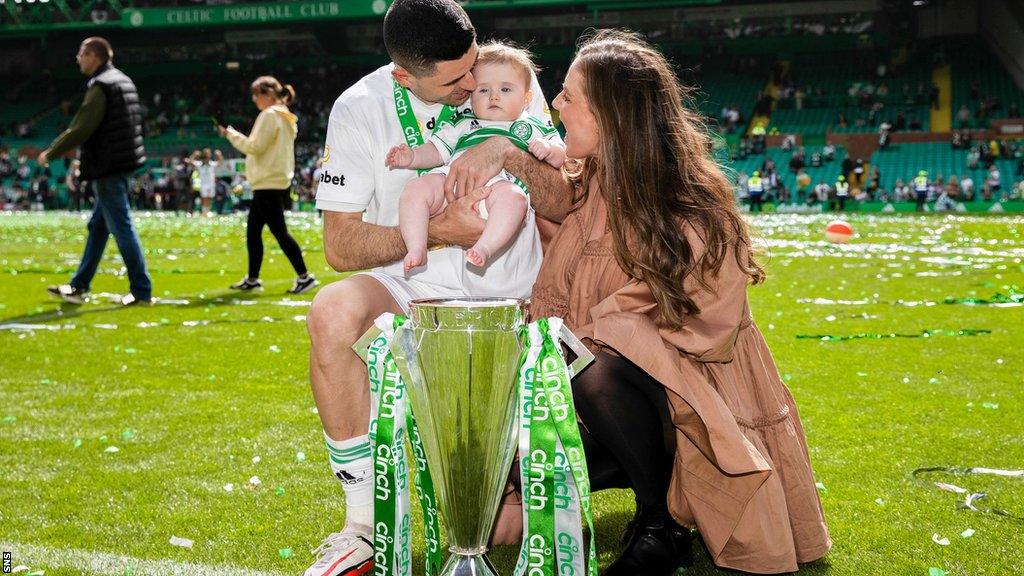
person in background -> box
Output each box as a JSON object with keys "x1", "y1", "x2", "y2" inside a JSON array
[
  {"x1": 746, "y1": 170, "x2": 764, "y2": 212},
  {"x1": 65, "y1": 159, "x2": 83, "y2": 211},
  {"x1": 794, "y1": 169, "x2": 811, "y2": 203},
  {"x1": 190, "y1": 148, "x2": 222, "y2": 216},
  {"x1": 960, "y1": 174, "x2": 975, "y2": 201},
  {"x1": 40, "y1": 36, "x2": 151, "y2": 306},
  {"x1": 914, "y1": 170, "x2": 929, "y2": 212},
  {"x1": 218, "y1": 75, "x2": 317, "y2": 295},
  {"x1": 986, "y1": 164, "x2": 1001, "y2": 194},
  {"x1": 835, "y1": 174, "x2": 849, "y2": 211}
]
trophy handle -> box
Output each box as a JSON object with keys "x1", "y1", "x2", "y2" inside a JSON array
[
  {"x1": 352, "y1": 325, "x2": 383, "y2": 365},
  {"x1": 557, "y1": 322, "x2": 594, "y2": 378}
]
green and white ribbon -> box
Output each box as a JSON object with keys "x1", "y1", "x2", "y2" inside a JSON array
[
  {"x1": 368, "y1": 314, "x2": 442, "y2": 576},
  {"x1": 514, "y1": 318, "x2": 598, "y2": 576}
]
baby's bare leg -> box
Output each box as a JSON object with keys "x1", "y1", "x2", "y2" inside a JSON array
[
  {"x1": 466, "y1": 181, "x2": 528, "y2": 267},
  {"x1": 399, "y1": 174, "x2": 447, "y2": 274}
]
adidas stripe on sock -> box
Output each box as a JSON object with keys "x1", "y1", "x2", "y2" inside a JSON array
[{"x1": 325, "y1": 432, "x2": 374, "y2": 531}]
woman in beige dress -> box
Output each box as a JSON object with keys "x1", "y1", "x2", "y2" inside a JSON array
[{"x1": 521, "y1": 30, "x2": 832, "y2": 574}]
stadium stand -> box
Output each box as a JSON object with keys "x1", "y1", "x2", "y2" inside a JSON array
[
  {"x1": 949, "y1": 38, "x2": 1024, "y2": 126},
  {"x1": 2, "y1": 0, "x2": 1023, "y2": 212}
]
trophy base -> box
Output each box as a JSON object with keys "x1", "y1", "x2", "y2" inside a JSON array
[{"x1": 440, "y1": 552, "x2": 498, "y2": 576}]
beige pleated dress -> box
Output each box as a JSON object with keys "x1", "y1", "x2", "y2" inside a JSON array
[{"x1": 530, "y1": 189, "x2": 832, "y2": 574}]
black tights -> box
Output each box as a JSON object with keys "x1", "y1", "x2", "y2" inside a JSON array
[
  {"x1": 247, "y1": 189, "x2": 308, "y2": 279},
  {"x1": 512, "y1": 352, "x2": 674, "y2": 508},
  {"x1": 573, "y1": 352, "x2": 674, "y2": 508}
]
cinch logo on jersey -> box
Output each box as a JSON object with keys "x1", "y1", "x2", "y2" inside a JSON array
[{"x1": 318, "y1": 170, "x2": 345, "y2": 186}]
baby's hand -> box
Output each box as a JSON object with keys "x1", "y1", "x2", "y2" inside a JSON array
[
  {"x1": 528, "y1": 140, "x2": 552, "y2": 161},
  {"x1": 529, "y1": 140, "x2": 566, "y2": 169},
  {"x1": 386, "y1": 144, "x2": 415, "y2": 169}
]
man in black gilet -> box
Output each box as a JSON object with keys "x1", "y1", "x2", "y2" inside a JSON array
[{"x1": 41, "y1": 37, "x2": 151, "y2": 306}]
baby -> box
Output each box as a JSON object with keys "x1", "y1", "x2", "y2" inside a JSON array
[{"x1": 386, "y1": 41, "x2": 565, "y2": 272}]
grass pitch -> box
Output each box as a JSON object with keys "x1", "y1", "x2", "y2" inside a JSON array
[{"x1": 1, "y1": 211, "x2": 1022, "y2": 576}]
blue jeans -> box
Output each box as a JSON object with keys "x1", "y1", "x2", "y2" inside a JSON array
[{"x1": 70, "y1": 173, "x2": 152, "y2": 300}]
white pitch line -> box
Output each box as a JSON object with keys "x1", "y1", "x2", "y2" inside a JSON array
[{"x1": 1, "y1": 541, "x2": 292, "y2": 576}]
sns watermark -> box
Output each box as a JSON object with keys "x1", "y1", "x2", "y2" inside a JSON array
[{"x1": 2, "y1": 551, "x2": 10, "y2": 574}]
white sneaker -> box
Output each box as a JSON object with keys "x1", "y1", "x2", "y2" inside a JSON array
[{"x1": 304, "y1": 530, "x2": 373, "y2": 576}]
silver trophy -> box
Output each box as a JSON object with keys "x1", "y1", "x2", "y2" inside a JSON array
[{"x1": 363, "y1": 297, "x2": 591, "y2": 576}]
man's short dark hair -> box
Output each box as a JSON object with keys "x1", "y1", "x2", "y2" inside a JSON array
[
  {"x1": 81, "y1": 37, "x2": 113, "y2": 64},
  {"x1": 383, "y1": 0, "x2": 475, "y2": 77}
]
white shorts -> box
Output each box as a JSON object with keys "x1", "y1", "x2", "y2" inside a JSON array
[
  {"x1": 200, "y1": 185, "x2": 216, "y2": 199},
  {"x1": 356, "y1": 271, "x2": 468, "y2": 313}
]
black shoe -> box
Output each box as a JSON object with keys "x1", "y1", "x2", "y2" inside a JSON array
[
  {"x1": 230, "y1": 278, "x2": 263, "y2": 291},
  {"x1": 47, "y1": 284, "x2": 88, "y2": 305},
  {"x1": 287, "y1": 274, "x2": 318, "y2": 294},
  {"x1": 603, "y1": 506, "x2": 693, "y2": 576}
]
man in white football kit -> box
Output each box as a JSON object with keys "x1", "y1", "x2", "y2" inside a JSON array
[{"x1": 303, "y1": 1, "x2": 572, "y2": 575}]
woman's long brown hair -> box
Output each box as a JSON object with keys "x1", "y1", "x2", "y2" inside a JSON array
[{"x1": 567, "y1": 29, "x2": 764, "y2": 329}]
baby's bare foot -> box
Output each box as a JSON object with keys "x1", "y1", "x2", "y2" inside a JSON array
[{"x1": 466, "y1": 246, "x2": 491, "y2": 267}]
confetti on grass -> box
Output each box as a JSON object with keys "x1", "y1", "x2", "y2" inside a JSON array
[
  {"x1": 169, "y1": 535, "x2": 194, "y2": 549},
  {"x1": 929, "y1": 568, "x2": 948, "y2": 576},
  {"x1": 932, "y1": 533, "x2": 950, "y2": 546},
  {"x1": 797, "y1": 329, "x2": 991, "y2": 342},
  {"x1": 961, "y1": 528, "x2": 975, "y2": 538},
  {"x1": 279, "y1": 548, "x2": 293, "y2": 559}
]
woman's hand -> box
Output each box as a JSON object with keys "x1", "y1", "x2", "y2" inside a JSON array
[
  {"x1": 216, "y1": 125, "x2": 228, "y2": 137},
  {"x1": 444, "y1": 137, "x2": 513, "y2": 203},
  {"x1": 385, "y1": 144, "x2": 414, "y2": 170}
]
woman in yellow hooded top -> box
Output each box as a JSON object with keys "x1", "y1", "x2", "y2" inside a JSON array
[{"x1": 219, "y1": 75, "x2": 317, "y2": 295}]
